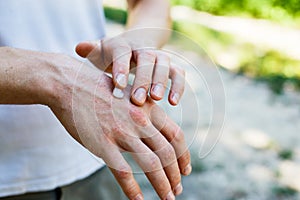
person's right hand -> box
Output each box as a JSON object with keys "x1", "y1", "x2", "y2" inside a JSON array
[{"x1": 48, "y1": 56, "x2": 192, "y2": 200}]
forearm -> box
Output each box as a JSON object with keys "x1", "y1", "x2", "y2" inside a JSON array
[
  {"x1": 126, "y1": 0, "x2": 171, "y2": 47},
  {"x1": 0, "y1": 47, "x2": 61, "y2": 105}
]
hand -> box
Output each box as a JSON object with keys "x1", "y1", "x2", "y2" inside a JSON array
[
  {"x1": 0, "y1": 47, "x2": 191, "y2": 200},
  {"x1": 49, "y1": 58, "x2": 191, "y2": 200},
  {"x1": 75, "y1": 35, "x2": 185, "y2": 106}
]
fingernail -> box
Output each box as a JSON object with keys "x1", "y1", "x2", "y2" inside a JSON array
[
  {"x1": 134, "y1": 88, "x2": 146, "y2": 103},
  {"x1": 113, "y1": 87, "x2": 124, "y2": 99},
  {"x1": 134, "y1": 194, "x2": 143, "y2": 200},
  {"x1": 183, "y1": 164, "x2": 192, "y2": 175},
  {"x1": 152, "y1": 83, "x2": 164, "y2": 98},
  {"x1": 174, "y1": 183, "x2": 183, "y2": 196},
  {"x1": 171, "y1": 92, "x2": 180, "y2": 104},
  {"x1": 116, "y1": 73, "x2": 127, "y2": 88},
  {"x1": 166, "y1": 191, "x2": 175, "y2": 200}
]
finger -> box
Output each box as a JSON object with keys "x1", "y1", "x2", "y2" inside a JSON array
[
  {"x1": 112, "y1": 43, "x2": 132, "y2": 90},
  {"x1": 109, "y1": 167, "x2": 143, "y2": 200},
  {"x1": 168, "y1": 64, "x2": 185, "y2": 105},
  {"x1": 75, "y1": 41, "x2": 111, "y2": 72},
  {"x1": 150, "y1": 53, "x2": 170, "y2": 101},
  {"x1": 122, "y1": 138, "x2": 176, "y2": 200},
  {"x1": 75, "y1": 41, "x2": 98, "y2": 58},
  {"x1": 140, "y1": 126, "x2": 183, "y2": 196},
  {"x1": 163, "y1": 118, "x2": 191, "y2": 176},
  {"x1": 131, "y1": 50, "x2": 156, "y2": 106},
  {"x1": 150, "y1": 105, "x2": 191, "y2": 176},
  {"x1": 101, "y1": 143, "x2": 143, "y2": 200}
]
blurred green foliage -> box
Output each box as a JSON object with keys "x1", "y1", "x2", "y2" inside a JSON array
[
  {"x1": 104, "y1": 7, "x2": 127, "y2": 24},
  {"x1": 171, "y1": 0, "x2": 300, "y2": 26},
  {"x1": 278, "y1": 149, "x2": 294, "y2": 160},
  {"x1": 173, "y1": 21, "x2": 300, "y2": 93},
  {"x1": 272, "y1": 185, "x2": 298, "y2": 197},
  {"x1": 239, "y1": 51, "x2": 300, "y2": 94}
]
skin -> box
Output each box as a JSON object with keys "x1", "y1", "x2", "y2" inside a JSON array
[
  {"x1": 76, "y1": 0, "x2": 186, "y2": 106},
  {"x1": 0, "y1": 47, "x2": 192, "y2": 200}
]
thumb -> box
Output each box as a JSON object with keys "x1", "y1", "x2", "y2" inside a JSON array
[{"x1": 75, "y1": 41, "x2": 99, "y2": 58}]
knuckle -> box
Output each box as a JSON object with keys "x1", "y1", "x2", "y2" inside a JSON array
[
  {"x1": 113, "y1": 59, "x2": 130, "y2": 72},
  {"x1": 112, "y1": 126, "x2": 126, "y2": 139},
  {"x1": 148, "y1": 154, "x2": 161, "y2": 171},
  {"x1": 174, "y1": 67, "x2": 185, "y2": 77},
  {"x1": 115, "y1": 166, "x2": 132, "y2": 179},
  {"x1": 118, "y1": 45, "x2": 132, "y2": 53},
  {"x1": 138, "y1": 50, "x2": 156, "y2": 61},
  {"x1": 171, "y1": 127, "x2": 184, "y2": 143},
  {"x1": 134, "y1": 77, "x2": 152, "y2": 89},
  {"x1": 114, "y1": 48, "x2": 132, "y2": 61},
  {"x1": 136, "y1": 73, "x2": 152, "y2": 82},
  {"x1": 157, "y1": 53, "x2": 170, "y2": 64},
  {"x1": 162, "y1": 143, "x2": 176, "y2": 162}
]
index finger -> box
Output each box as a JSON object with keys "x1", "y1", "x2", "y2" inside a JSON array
[{"x1": 111, "y1": 43, "x2": 132, "y2": 98}]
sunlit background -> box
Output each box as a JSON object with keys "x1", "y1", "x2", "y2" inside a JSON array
[{"x1": 102, "y1": 0, "x2": 300, "y2": 199}]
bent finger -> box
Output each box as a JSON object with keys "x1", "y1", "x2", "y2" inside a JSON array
[
  {"x1": 75, "y1": 40, "x2": 111, "y2": 72},
  {"x1": 122, "y1": 138, "x2": 175, "y2": 199},
  {"x1": 131, "y1": 50, "x2": 156, "y2": 106},
  {"x1": 112, "y1": 44, "x2": 132, "y2": 89},
  {"x1": 168, "y1": 64, "x2": 185, "y2": 105},
  {"x1": 150, "y1": 53, "x2": 170, "y2": 101}
]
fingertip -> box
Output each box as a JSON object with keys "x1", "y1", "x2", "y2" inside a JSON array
[
  {"x1": 113, "y1": 87, "x2": 125, "y2": 99},
  {"x1": 150, "y1": 83, "x2": 164, "y2": 101},
  {"x1": 182, "y1": 163, "x2": 192, "y2": 176},
  {"x1": 75, "y1": 41, "x2": 97, "y2": 58},
  {"x1": 173, "y1": 183, "x2": 183, "y2": 196},
  {"x1": 131, "y1": 88, "x2": 147, "y2": 106},
  {"x1": 169, "y1": 92, "x2": 180, "y2": 106},
  {"x1": 115, "y1": 73, "x2": 127, "y2": 88},
  {"x1": 178, "y1": 150, "x2": 192, "y2": 176},
  {"x1": 166, "y1": 191, "x2": 175, "y2": 200}
]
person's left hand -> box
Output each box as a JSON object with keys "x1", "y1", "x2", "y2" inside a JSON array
[{"x1": 75, "y1": 36, "x2": 185, "y2": 106}]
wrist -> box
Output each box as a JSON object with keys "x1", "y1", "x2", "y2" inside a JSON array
[
  {"x1": 18, "y1": 50, "x2": 73, "y2": 107},
  {"x1": 43, "y1": 53, "x2": 114, "y2": 112},
  {"x1": 36, "y1": 52, "x2": 80, "y2": 108}
]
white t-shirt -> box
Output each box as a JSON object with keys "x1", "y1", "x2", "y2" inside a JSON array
[{"x1": 0, "y1": 0, "x2": 106, "y2": 197}]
